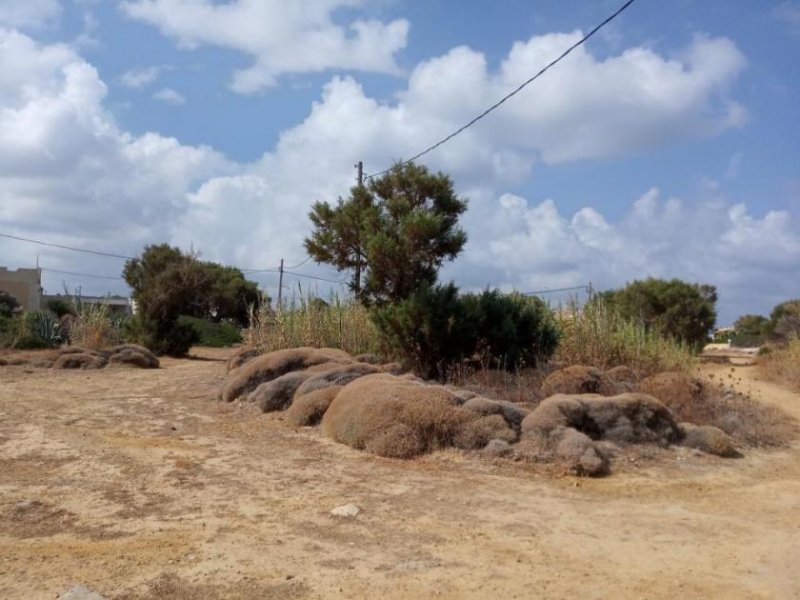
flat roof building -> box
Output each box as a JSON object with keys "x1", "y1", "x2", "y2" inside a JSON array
[{"x1": 0, "y1": 267, "x2": 42, "y2": 311}]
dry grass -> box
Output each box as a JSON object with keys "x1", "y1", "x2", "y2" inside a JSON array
[
  {"x1": 247, "y1": 292, "x2": 379, "y2": 356},
  {"x1": 639, "y1": 371, "x2": 797, "y2": 448},
  {"x1": 68, "y1": 299, "x2": 124, "y2": 350},
  {"x1": 758, "y1": 337, "x2": 800, "y2": 392},
  {"x1": 554, "y1": 300, "x2": 693, "y2": 375}
]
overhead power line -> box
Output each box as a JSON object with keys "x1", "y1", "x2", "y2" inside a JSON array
[
  {"x1": 283, "y1": 270, "x2": 347, "y2": 285},
  {"x1": 523, "y1": 285, "x2": 589, "y2": 296},
  {"x1": 0, "y1": 232, "x2": 135, "y2": 260},
  {"x1": 40, "y1": 267, "x2": 124, "y2": 281},
  {"x1": 366, "y1": 0, "x2": 638, "y2": 179}
]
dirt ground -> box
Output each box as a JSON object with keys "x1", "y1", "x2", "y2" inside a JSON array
[{"x1": 1, "y1": 349, "x2": 799, "y2": 599}]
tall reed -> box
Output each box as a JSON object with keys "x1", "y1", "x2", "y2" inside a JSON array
[
  {"x1": 248, "y1": 291, "x2": 379, "y2": 356},
  {"x1": 554, "y1": 299, "x2": 693, "y2": 375}
]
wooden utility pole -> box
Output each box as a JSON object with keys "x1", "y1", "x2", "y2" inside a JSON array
[{"x1": 277, "y1": 258, "x2": 284, "y2": 310}]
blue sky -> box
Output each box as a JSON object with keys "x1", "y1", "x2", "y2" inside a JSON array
[{"x1": 0, "y1": 0, "x2": 798, "y2": 324}]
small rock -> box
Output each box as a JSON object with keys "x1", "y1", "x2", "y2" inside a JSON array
[
  {"x1": 331, "y1": 504, "x2": 361, "y2": 518},
  {"x1": 60, "y1": 585, "x2": 106, "y2": 600}
]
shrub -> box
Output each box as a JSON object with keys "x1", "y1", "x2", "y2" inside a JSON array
[
  {"x1": 461, "y1": 290, "x2": 559, "y2": 369},
  {"x1": 123, "y1": 316, "x2": 199, "y2": 356},
  {"x1": 554, "y1": 299, "x2": 693, "y2": 376},
  {"x1": 373, "y1": 284, "x2": 559, "y2": 380},
  {"x1": 0, "y1": 291, "x2": 20, "y2": 318},
  {"x1": 45, "y1": 298, "x2": 74, "y2": 318},
  {"x1": 177, "y1": 315, "x2": 242, "y2": 347},
  {"x1": 371, "y1": 283, "x2": 476, "y2": 379},
  {"x1": 597, "y1": 277, "x2": 717, "y2": 349}
]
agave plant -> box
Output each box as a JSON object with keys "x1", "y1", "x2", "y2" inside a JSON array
[{"x1": 25, "y1": 310, "x2": 60, "y2": 346}]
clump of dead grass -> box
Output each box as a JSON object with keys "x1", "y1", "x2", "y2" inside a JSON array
[
  {"x1": 322, "y1": 374, "x2": 483, "y2": 458},
  {"x1": 639, "y1": 371, "x2": 796, "y2": 448},
  {"x1": 758, "y1": 337, "x2": 800, "y2": 392}
]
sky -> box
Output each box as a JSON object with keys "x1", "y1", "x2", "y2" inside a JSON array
[{"x1": 0, "y1": 0, "x2": 798, "y2": 325}]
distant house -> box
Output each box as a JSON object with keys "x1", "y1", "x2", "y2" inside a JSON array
[
  {"x1": 42, "y1": 293, "x2": 133, "y2": 317},
  {"x1": 0, "y1": 267, "x2": 43, "y2": 310}
]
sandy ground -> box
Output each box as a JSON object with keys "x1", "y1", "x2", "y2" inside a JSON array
[{"x1": 1, "y1": 350, "x2": 799, "y2": 599}]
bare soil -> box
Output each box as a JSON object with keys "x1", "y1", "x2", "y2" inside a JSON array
[{"x1": 1, "y1": 349, "x2": 799, "y2": 599}]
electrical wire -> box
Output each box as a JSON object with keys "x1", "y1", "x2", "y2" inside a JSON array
[
  {"x1": 40, "y1": 267, "x2": 124, "y2": 281},
  {"x1": 366, "y1": 0, "x2": 638, "y2": 179},
  {"x1": 0, "y1": 232, "x2": 135, "y2": 260},
  {"x1": 522, "y1": 285, "x2": 589, "y2": 296},
  {"x1": 283, "y1": 270, "x2": 347, "y2": 285}
]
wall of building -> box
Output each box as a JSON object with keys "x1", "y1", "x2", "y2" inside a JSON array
[{"x1": 0, "y1": 267, "x2": 42, "y2": 311}]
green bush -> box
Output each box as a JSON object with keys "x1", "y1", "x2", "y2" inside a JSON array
[
  {"x1": 124, "y1": 316, "x2": 199, "y2": 356},
  {"x1": 177, "y1": 315, "x2": 242, "y2": 347},
  {"x1": 372, "y1": 284, "x2": 559, "y2": 379},
  {"x1": 461, "y1": 290, "x2": 560, "y2": 369},
  {"x1": 45, "y1": 298, "x2": 75, "y2": 318}
]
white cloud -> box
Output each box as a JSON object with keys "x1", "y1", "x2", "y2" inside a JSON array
[
  {"x1": 774, "y1": 2, "x2": 800, "y2": 33},
  {"x1": 0, "y1": 28, "x2": 233, "y2": 277},
  {"x1": 449, "y1": 188, "x2": 800, "y2": 323},
  {"x1": 119, "y1": 65, "x2": 163, "y2": 89},
  {"x1": 120, "y1": 0, "x2": 409, "y2": 94},
  {"x1": 0, "y1": 0, "x2": 61, "y2": 28},
  {"x1": 1, "y1": 24, "x2": 791, "y2": 322},
  {"x1": 153, "y1": 87, "x2": 185, "y2": 105}
]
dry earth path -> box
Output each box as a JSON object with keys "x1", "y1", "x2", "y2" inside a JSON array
[{"x1": 0, "y1": 350, "x2": 799, "y2": 599}]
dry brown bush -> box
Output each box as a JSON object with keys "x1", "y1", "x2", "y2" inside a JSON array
[
  {"x1": 555, "y1": 428, "x2": 610, "y2": 476},
  {"x1": 461, "y1": 396, "x2": 528, "y2": 429},
  {"x1": 107, "y1": 344, "x2": 159, "y2": 368},
  {"x1": 322, "y1": 374, "x2": 477, "y2": 458},
  {"x1": 226, "y1": 346, "x2": 260, "y2": 372},
  {"x1": 249, "y1": 371, "x2": 311, "y2": 412},
  {"x1": 540, "y1": 366, "x2": 619, "y2": 398},
  {"x1": 679, "y1": 423, "x2": 738, "y2": 457},
  {"x1": 604, "y1": 365, "x2": 640, "y2": 388},
  {"x1": 285, "y1": 386, "x2": 343, "y2": 426},
  {"x1": 637, "y1": 372, "x2": 707, "y2": 421},
  {"x1": 219, "y1": 347, "x2": 352, "y2": 402},
  {"x1": 521, "y1": 393, "x2": 681, "y2": 446},
  {"x1": 758, "y1": 338, "x2": 800, "y2": 391},
  {"x1": 293, "y1": 363, "x2": 381, "y2": 398},
  {"x1": 454, "y1": 414, "x2": 517, "y2": 449},
  {"x1": 52, "y1": 352, "x2": 107, "y2": 370},
  {"x1": 637, "y1": 371, "x2": 795, "y2": 447}
]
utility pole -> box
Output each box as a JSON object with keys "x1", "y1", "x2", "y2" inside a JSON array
[
  {"x1": 277, "y1": 258, "x2": 284, "y2": 311},
  {"x1": 587, "y1": 281, "x2": 594, "y2": 299},
  {"x1": 354, "y1": 161, "x2": 364, "y2": 298},
  {"x1": 355, "y1": 161, "x2": 363, "y2": 188}
]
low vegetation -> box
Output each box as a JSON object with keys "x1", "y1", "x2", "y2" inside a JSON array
[
  {"x1": 758, "y1": 337, "x2": 800, "y2": 392},
  {"x1": 554, "y1": 300, "x2": 694, "y2": 375},
  {"x1": 247, "y1": 292, "x2": 378, "y2": 356}
]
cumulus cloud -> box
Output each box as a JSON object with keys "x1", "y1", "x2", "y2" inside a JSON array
[
  {"x1": 0, "y1": 28, "x2": 234, "y2": 276},
  {"x1": 0, "y1": 0, "x2": 61, "y2": 28},
  {"x1": 120, "y1": 0, "x2": 409, "y2": 93},
  {"x1": 153, "y1": 87, "x2": 185, "y2": 105},
  {"x1": 1, "y1": 24, "x2": 791, "y2": 321},
  {"x1": 448, "y1": 188, "x2": 800, "y2": 322},
  {"x1": 119, "y1": 65, "x2": 163, "y2": 89}
]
